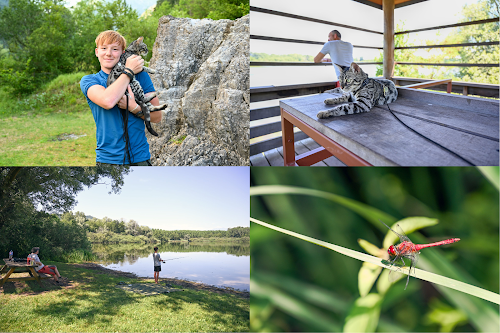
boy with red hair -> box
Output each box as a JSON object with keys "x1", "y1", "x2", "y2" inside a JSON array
[{"x1": 80, "y1": 30, "x2": 162, "y2": 165}]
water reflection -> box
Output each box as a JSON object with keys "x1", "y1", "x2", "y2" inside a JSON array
[{"x1": 92, "y1": 242, "x2": 250, "y2": 291}]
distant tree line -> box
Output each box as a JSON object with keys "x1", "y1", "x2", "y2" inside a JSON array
[
  {"x1": 62, "y1": 211, "x2": 249, "y2": 245},
  {"x1": 151, "y1": 226, "x2": 250, "y2": 243},
  {"x1": 250, "y1": 53, "x2": 315, "y2": 63},
  {"x1": 0, "y1": 0, "x2": 249, "y2": 96}
]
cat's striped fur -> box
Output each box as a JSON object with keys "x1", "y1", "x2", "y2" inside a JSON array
[
  {"x1": 317, "y1": 63, "x2": 397, "y2": 119},
  {"x1": 106, "y1": 37, "x2": 167, "y2": 136}
]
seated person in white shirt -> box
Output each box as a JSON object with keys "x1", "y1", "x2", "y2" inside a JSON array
[
  {"x1": 28, "y1": 247, "x2": 62, "y2": 283},
  {"x1": 314, "y1": 30, "x2": 354, "y2": 80}
]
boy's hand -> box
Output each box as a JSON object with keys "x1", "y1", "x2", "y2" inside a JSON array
[
  {"x1": 117, "y1": 85, "x2": 138, "y2": 112},
  {"x1": 125, "y1": 55, "x2": 144, "y2": 74}
]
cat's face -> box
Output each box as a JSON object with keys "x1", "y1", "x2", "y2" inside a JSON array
[
  {"x1": 335, "y1": 64, "x2": 368, "y2": 92},
  {"x1": 128, "y1": 37, "x2": 149, "y2": 57}
]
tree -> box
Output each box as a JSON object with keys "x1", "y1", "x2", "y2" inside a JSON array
[
  {"x1": 0, "y1": 0, "x2": 76, "y2": 94},
  {"x1": 70, "y1": 0, "x2": 140, "y2": 72},
  {"x1": 0, "y1": 166, "x2": 129, "y2": 229},
  {"x1": 125, "y1": 219, "x2": 140, "y2": 236},
  {"x1": 153, "y1": 0, "x2": 248, "y2": 20},
  {"x1": 207, "y1": 0, "x2": 249, "y2": 20},
  {"x1": 376, "y1": 0, "x2": 499, "y2": 84},
  {"x1": 451, "y1": 0, "x2": 499, "y2": 84},
  {"x1": 0, "y1": 166, "x2": 130, "y2": 259}
]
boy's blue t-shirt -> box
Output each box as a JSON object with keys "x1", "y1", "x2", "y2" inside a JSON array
[{"x1": 80, "y1": 70, "x2": 155, "y2": 164}]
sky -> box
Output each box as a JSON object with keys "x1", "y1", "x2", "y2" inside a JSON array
[{"x1": 72, "y1": 167, "x2": 249, "y2": 231}]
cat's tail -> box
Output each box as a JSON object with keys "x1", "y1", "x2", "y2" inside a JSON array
[{"x1": 146, "y1": 121, "x2": 159, "y2": 137}]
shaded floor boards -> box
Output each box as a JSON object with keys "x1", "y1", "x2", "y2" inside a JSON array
[{"x1": 250, "y1": 138, "x2": 347, "y2": 166}]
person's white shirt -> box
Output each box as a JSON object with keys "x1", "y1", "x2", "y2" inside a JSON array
[{"x1": 320, "y1": 40, "x2": 354, "y2": 78}]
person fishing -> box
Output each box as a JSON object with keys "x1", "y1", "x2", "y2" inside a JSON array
[{"x1": 153, "y1": 246, "x2": 164, "y2": 284}]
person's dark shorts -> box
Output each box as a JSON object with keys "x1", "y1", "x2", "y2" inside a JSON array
[{"x1": 154, "y1": 265, "x2": 161, "y2": 272}]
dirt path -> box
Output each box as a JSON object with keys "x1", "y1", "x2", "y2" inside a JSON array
[{"x1": 71, "y1": 263, "x2": 249, "y2": 299}]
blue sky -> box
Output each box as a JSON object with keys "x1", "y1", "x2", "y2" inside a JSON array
[{"x1": 72, "y1": 167, "x2": 249, "y2": 231}]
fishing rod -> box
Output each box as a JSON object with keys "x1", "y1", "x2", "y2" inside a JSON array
[{"x1": 161, "y1": 256, "x2": 187, "y2": 263}]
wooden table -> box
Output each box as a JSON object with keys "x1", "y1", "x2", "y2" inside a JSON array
[
  {"x1": 0, "y1": 259, "x2": 51, "y2": 287},
  {"x1": 280, "y1": 87, "x2": 499, "y2": 166}
]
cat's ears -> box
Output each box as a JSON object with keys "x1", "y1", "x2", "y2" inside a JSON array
[
  {"x1": 350, "y1": 62, "x2": 361, "y2": 73},
  {"x1": 334, "y1": 63, "x2": 362, "y2": 73},
  {"x1": 136, "y1": 36, "x2": 144, "y2": 43},
  {"x1": 333, "y1": 63, "x2": 345, "y2": 73}
]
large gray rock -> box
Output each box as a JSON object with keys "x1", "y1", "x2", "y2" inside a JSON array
[{"x1": 148, "y1": 14, "x2": 249, "y2": 166}]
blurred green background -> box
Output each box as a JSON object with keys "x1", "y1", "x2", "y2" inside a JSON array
[{"x1": 250, "y1": 167, "x2": 499, "y2": 332}]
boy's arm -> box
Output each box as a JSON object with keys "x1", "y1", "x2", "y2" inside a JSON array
[{"x1": 87, "y1": 55, "x2": 144, "y2": 110}]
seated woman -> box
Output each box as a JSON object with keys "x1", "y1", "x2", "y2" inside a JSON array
[{"x1": 28, "y1": 247, "x2": 62, "y2": 283}]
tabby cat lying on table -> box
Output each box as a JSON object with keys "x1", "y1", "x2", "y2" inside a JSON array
[
  {"x1": 107, "y1": 37, "x2": 167, "y2": 136},
  {"x1": 317, "y1": 63, "x2": 398, "y2": 119}
]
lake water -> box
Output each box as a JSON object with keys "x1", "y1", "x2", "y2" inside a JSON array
[{"x1": 91, "y1": 242, "x2": 249, "y2": 291}]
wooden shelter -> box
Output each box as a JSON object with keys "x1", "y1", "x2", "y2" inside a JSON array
[{"x1": 249, "y1": 0, "x2": 499, "y2": 166}]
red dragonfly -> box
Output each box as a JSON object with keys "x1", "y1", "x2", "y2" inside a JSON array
[{"x1": 381, "y1": 221, "x2": 460, "y2": 290}]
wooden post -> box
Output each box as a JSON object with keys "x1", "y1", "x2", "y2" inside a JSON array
[{"x1": 383, "y1": 0, "x2": 395, "y2": 79}]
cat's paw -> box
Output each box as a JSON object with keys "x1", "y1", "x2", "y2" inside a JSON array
[
  {"x1": 143, "y1": 66, "x2": 156, "y2": 74},
  {"x1": 318, "y1": 107, "x2": 344, "y2": 118},
  {"x1": 317, "y1": 110, "x2": 332, "y2": 119},
  {"x1": 324, "y1": 98, "x2": 338, "y2": 105}
]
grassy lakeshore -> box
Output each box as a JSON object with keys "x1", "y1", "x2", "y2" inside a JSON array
[{"x1": 0, "y1": 261, "x2": 249, "y2": 332}]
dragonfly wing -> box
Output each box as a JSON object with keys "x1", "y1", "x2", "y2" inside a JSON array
[{"x1": 394, "y1": 223, "x2": 411, "y2": 243}]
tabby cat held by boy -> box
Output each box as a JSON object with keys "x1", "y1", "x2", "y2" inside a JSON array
[
  {"x1": 107, "y1": 37, "x2": 167, "y2": 136},
  {"x1": 317, "y1": 63, "x2": 398, "y2": 119}
]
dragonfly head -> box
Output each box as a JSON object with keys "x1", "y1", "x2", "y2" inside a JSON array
[{"x1": 388, "y1": 245, "x2": 396, "y2": 256}]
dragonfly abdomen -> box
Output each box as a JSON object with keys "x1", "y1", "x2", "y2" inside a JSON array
[{"x1": 414, "y1": 238, "x2": 460, "y2": 251}]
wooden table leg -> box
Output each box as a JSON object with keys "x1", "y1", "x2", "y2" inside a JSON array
[
  {"x1": 281, "y1": 107, "x2": 297, "y2": 166},
  {"x1": 0, "y1": 267, "x2": 15, "y2": 287},
  {"x1": 28, "y1": 267, "x2": 42, "y2": 287}
]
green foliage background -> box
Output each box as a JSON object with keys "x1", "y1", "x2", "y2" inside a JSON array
[
  {"x1": 0, "y1": 166, "x2": 130, "y2": 261},
  {"x1": 0, "y1": 0, "x2": 249, "y2": 96},
  {"x1": 250, "y1": 167, "x2": 499, "y2": 332}
]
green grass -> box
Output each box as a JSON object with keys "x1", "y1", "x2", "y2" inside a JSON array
[
  {"x1": 169, "y1": 135, "x2": 187, "y2": 145},
  {"x1": 0, "y1": 261, "x2": 249, "y2": 332},
  {"x1": 0, "y1": 72, "x2": 97, "y2": 166}
]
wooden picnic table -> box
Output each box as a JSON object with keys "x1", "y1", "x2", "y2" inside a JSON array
[
  {"x1": 280, "y1": 87, "x2": 499, "y2": 166},
  {"x1": 0, "y1": 259, "x2": 51, "y2": 287}
]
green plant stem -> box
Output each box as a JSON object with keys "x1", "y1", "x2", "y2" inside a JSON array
[{"x1": 250, "y1": 217, "x2": 500, "y2": 305}]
